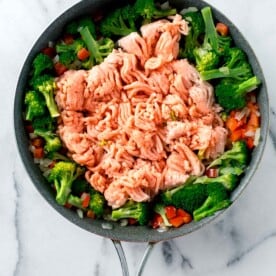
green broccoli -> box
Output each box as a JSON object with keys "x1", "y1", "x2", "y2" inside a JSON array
[
  {"x1": 56, "y1": 38, "x2": 86, "y2": 54},
  {"x1": 215, "y1": 76, "x2": 261, "y2": 111},
  {"x1": 133, "y1": 0, "x2": 177, "y2": 23},
  {"x1": 46, "y1": 151, "x2": 69, "y2": 161},
  {"x1": 179, "y1": 11, "x2": 205, "y2": 61},
  {"x1": 65, "y1": 16, "x2": 96, "y2": 38},
  {"x1": 200, "y1": 47, "x2": 253, "y2": 81},
  {"x1": 208, "y1": 140, "x2": 250, "y2": 170},
  {"x1": 34, "y1": 129, "x2": 62, "y2": 153},
  {"x1": 193, "y1": 182, "x2": 231, "y2": 221},
  {"x1": 111, "y1": 201, "x2": 150, "y2": 225},
  {"x1": 32, "y1": 53, "x2": 53, "y2": 77},
  {"x1": 194, "y1": 174, "x2": 238, "y2": 191},
  {"x1": 67, "y1": 194, "x2": 84, "y2": 209},
  {"x1": 89, "y1": 191, "x2": 106, "y2": 217},
  {"x1": 32, "y1": 114, "x2": 56, "y2": 132},
  {"x1": 48, "y1": 161, "x2": 83, "y2": 205},
  {"x1": 31, "y1": 74, "x2": 60, "y2": 118},
  {"x1": 79, "y1": 26, "x2": 114, "y2": 66},
  {"x1": 194, "y1": 6, "x2": 232, "y2": 72},
  {"x1": 71, "y1": 178, "x2": 90, "y2": 196},
  {"x1": 24, "y1": 90, "x2": 46, "y2": 121},
  {"x1": 58, "y1": 51, "x2": 76, "y2": 67},
  {"x1": 153, "y1": 203, "x2": 172, "y2": 227},
  {"x1": 99, "y1": 5, "x2": 137, "y2": 37}
]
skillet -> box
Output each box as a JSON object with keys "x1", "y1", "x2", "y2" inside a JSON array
[{"x1": 14, "y1": 0, "x2": 269, "y2": 274}]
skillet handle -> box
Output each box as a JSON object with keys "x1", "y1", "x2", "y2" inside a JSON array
[{"x1": 112, "y1": 240, "x2": 156, "y2": 276}]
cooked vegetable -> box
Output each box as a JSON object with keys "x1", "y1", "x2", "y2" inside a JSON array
[
  {"x1": 179, "y1": 11, "x2": 205, "y2": 61},
  {"x1": 99, "y1": 5, "x2": 137, "y2": 37},
  {"x1": 79, "y1": 26, "x2": 114, "y2": 66},
  {"x1": 134, "y1": 0, "x2": 176, "y2": 23},
  {"x1": 24, "y1": 90, "x2": 46, "y2": 121},
  {"x1": 32, "y1": 53, "x2": 53, "y2": 77},
  {"x1": 112, "y1": 201, "x2": 150, "y2": 225},
  {"x1": 153, "y1": 203, "x2": 172, "y2": 227},
  {"x1": 193, "y1": 182, "x2": 231, "y2": 221},
  {"x1": 31, "y1": 74, "x2": 60, "y2": 118},
  {"x1": 32, "y1": 114, "x2": 56, "y2": 132},
  {"x1": 208, "y1": 140, "x2": 250, "y2": 170},
  {"x1": 65, "y1": 16, "x2": 96, "y2": 37},
  {"x1": 215, "y1": 76, "x2": 261, "y2": 111},
  {"x1": 89, "y1": 191, "x2": 106, "y2": 217},
  {"x1": 194, "y1": 6, "x2": 231, "y2": 72},
  {"x1": 34, "y1": 129, "x2": 62, "y2": 153},
  {"x1": 161, "y1": 179, "x2": 208, "y2": 214},
  {"x1": 48, "y1": 161, "x2": 84, "y2": 205}
]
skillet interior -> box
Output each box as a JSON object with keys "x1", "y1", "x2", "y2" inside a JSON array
[{"x1": 14, "y1": 0, "x2": 269, "y2": 242}]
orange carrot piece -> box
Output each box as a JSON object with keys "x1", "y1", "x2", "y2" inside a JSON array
[
  {"x1": 33, "y1": 147, "x2": 44, "y2": 159},
  {"x1": 169, "y1": 216, "x2": 185, "y2": 228},
  {"x1": 87, "y1": 210, "x2": 95, "y2": 219},
  {"x1": 54, "y1": 62, "x2": 67, "y2": 76},
  {"x1": 165, "y1": 206, "x2": 177, "y2": 219},
  {"x1": 176, "y1": 209, "x2": 192, "y2": 224},
  {"x1": 77, "y1": 48, "x2": 90, "y2": 61},
  {"x1": 216, "y1": 22, "x2": 229, "y2": 36}
]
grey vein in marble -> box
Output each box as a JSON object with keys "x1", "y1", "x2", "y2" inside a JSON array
[
  {"x1": 171, "y1": 240, "x2": 193, "y2": 270},
  {"x1": 12, "y1": 170, "x2": 22, "y2": 276},
  {"x1": 227, "y1": 231, "x2": 276, "y2": 267}
]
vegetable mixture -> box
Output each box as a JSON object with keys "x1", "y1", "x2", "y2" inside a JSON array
[{"x1": 23, "y1": 0, "x2": 261, "y2": 229}]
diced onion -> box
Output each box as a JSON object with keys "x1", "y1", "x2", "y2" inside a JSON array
[
  {"x1": 43, "y1": 169, "x2": 52, "y2": 178},
  {"x1": 244, "y1": 130, "x2": 255, "y2": 137},
  {"x1": 77, "y1": 209, "x2": 84, "y2": 219},
  {"x1": 235, "y1": 107, "x2": 249, "y2": 121},
  {"x1": 29, "y1": 133, "x2": 37, "y2": 139},
  {"x1": 53, "y1": 54, "x2": 59, "y2": 63},
  {"x1": 254, "y1": 128, "x2": 261, "y2": 146},
  {"x1": 180, "y1": 7, "x2": 198, "y2": 15},
  {"x1": 101, "y1": 222, "x2": 113, "y2": 230},
  {"x1": 119, "y1": 219, "x2": 128, "y2": 227},
  {"x1": 48, "y1": 41, "x2": 54, "y2": 48}
]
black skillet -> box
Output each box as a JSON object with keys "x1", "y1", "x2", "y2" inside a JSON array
[{"x1": 14, "y1": 0, "x2": 269, "y2": 274}]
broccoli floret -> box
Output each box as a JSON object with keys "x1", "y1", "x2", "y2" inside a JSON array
[
  {"x1": 24, "y1": 90, "x2": 46, "y2": 121},
  {"x1": 166, "y1": 183, "x2": 208, "y2": 214},
  {"x1": 79, "y1": 26, "x2": 114, "y2": 66},
  {"x1": 32, "y1": 114, "x2": 56, "y2": 132},
  {"x1": 32, "y1": 53, "x2": 53, "y2": 77},
  {"x1": 71, "y1": 178, "x2": 90, "y2": 196},
  {"x1": 48, "y1": 161, "x2": 83, "y2": 205},
  {"x1": 99, "y1": 5, "x2": 137, "y2": 37},
  {"x1": 179, "y1": 11, "x2": 205, "y2": 61},
  {"x1": 46, "y1": 151, "x2": 69, "y2": 161},
  {"x1": 111, "y1": 201, "x2": 150, "y2": 225},
  {"x1": 34, "y1": 129, "x2": 62, "y2": 153},
  {"x1": 89, "y1": 191, "x2": 106, "y2": 217},
  {"x1": 215, "y1": 76, "x2": 261, "y2": 111},
  {"x1": 194, "y1": 174, "x2": 239, "y2": 191},
  {"x1": 153, "y1": 203, "x2": 172, "y2": 227},
  {"x1": 56, "y1": 38, "x2": 86, "y2": 54},
  {"x1": 194, "y1": 6, "x2": 232, "y2": 72},
  {"x1": 193, "y1": 182, "x2": 231, "y2": 221},
  {"x1": 200, "y1": 47, "x2": 253, "y2": 81},
  {"x1": 31, "y1": 74, "x2": 60, "y2": 118},
  {"x1": 208, "y1": 141, "x2": 250, "y2": 170},
  {"x1": 67, "y1": 194, "x2": 84, "y2": 209},
  {"x1": 65, "y1": 16, "x2": 96, "y2": 38},
  {"x1": 133, "y1": 0, "x2": 176, "y2": 23},
  {"x1": 58, "y1": 51, "x2": 76, "y2": 67}
]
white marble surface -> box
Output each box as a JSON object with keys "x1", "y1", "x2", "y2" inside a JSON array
[{"x1": 1, "y1": 0, "x2": 276, "y2": 275}]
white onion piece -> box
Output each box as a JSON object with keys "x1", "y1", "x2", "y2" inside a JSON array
[
  {"x1": 101, "y1": 222, "x2": 113, "y2": 230},
  {"x1": 254, "y1": 128, "x2": 261, "y2": 146},
  {"x1": 77, "y1": 209, "x2": 84, "y2": 219},
  {"x1": 180, "y1": 7, "x2": 198, "y2": 15}
]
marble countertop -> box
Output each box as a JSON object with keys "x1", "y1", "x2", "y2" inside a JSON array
[{"x1": 1, "y1": 0, "x2": 276, "y2": 275}]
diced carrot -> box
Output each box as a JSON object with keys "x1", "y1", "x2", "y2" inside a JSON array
[
  {"x1": 205, "y1": 168, "x2": 219, "y2": 178},
  {"x1": 54, "y1": 62, "x2": 67, "y2": 76},
  {"x1": 87, "y1": 210, "x2": 95, "y2": 219},
  {"x1": 77, "y1": 48, "x2": 90, "y2": 61},
  {"x1": 33, "y1": 147, "x2": 44, "y2": 159},
  {"x1": 216, "y1": 22, "x2": 229, "y2": 36},
  {"x1": 25, "y1": 124, "x2": 34, "y2": 133},
  {"x1": 151, "y1": 213, "x2": 163, "y2": 229},
  {"x1": 81, "y1": 192, "x2": 90, "y2": 208},
  {"x1": 226, "y1": 116, "x2": 246, "y2": 132},
  {"x1": 41, "y1": 47, "x2": 56, "y2": 58},
  {"x1": 31, "y1": 137, "x2": 44, "y2": 148},
  {"x1": 176, "y1": 208, "x2": 192, "y2": 224},
  {"x1": 48, "y1": 161, "x2": 57, "y2": 169},
  {"x1": 128, "y1": 218, "x2": 138, "y2": 225},
  {"x1": 165, "y1": 206, "x2": 177, "y2": 219},
  {"x1": 64, "y1": 202, "x2": 72, "y2": 209},
  {"x1": 230, "y1": 129, "x2": 244, "y2": 142},
  {"x1": 247, "y1": 112, "x2": 260, "y2": 129},
  {"x1": 169, "y1": 216, "x2": 185, "y2": 228},
  {"x1": 63, "y1": 34, "x2": 74, "y2": 45},
  {"x1": 246, "y1": 137, "x2": 255, "y2": 149}
]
